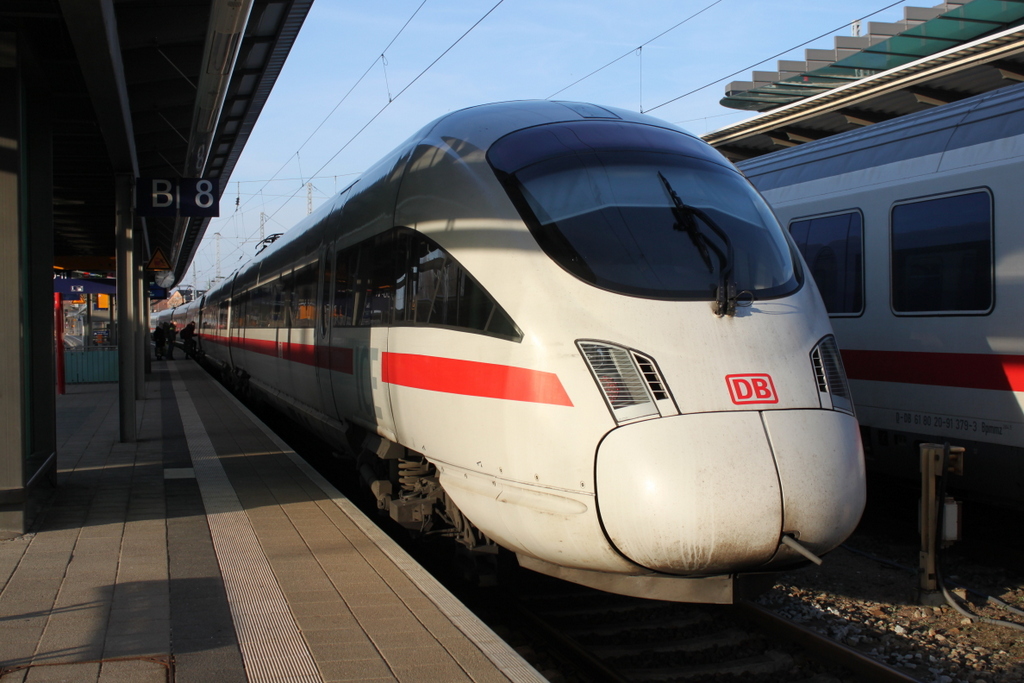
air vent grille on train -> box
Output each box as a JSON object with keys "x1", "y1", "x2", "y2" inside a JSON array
[
  {"x1": 577, "y1": 341, "x2": 677, "y2": 423},
  {"x1": 811, "y1": 335, "x2": 854, "y2": 415}
]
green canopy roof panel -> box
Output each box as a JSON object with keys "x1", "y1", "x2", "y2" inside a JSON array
[{"x1": 721, "y1": 0, "x2": 1024, "y2": 112}]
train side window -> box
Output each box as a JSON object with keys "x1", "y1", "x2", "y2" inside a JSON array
[
  {"x1": 217, "y1": 299, "x2": 229, "y2": 332},
  {"x1": 789, "y1": 211, "x2": 863, "y2": 315},
  {"x1": 392, "y1": 230, "x2": 414, "y2": 324},
  {"x1": 232, "y1": 289, "x2": 249, "y2": 330},
  {"x1": 407, "y1": 230, "x2": 521, "y2": 340},
  {"x1": 251, "y1": 282, "x2": 271, "y2": 328},
  {"x1": 275, "y1": 274, "x2": 292, "y2": 328},
  {"x1": 319, "y1": 251, "x2": 333, "y2": 335},
  {"x1": 358, "y1": 232, "x2": 395, "y2": 326},
  {"x1": 291, "y1": 263, "x2": 318, "y2": 328},
  {"x1": 333, "y1": 248, "x2": 359, "y2": 327},
  {"x1": 255, "y1": 277, "x2": 287, "y2": 328},
  {"x1": 891, "y1": 191, "x2": 992, "y2": 314}
]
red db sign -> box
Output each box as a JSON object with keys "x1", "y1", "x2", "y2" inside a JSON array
[{"x1": 726, "y1": 374, "x2": 778, "y2": 405}]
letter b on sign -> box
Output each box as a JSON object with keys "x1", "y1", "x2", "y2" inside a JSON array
[
  {"x1": 136, "y1": 177, "x2": 220, "y2": 217},
  {"x1": 726, "y1": 374, "x2": 778, "y2": 405},
  {"x1": 151, "y1": 179, "x2": 175, "y2": 208}
]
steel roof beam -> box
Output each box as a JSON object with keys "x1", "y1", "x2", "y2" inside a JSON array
[
  {"x1": 705, "y1": 24, "x2": 1024, "y2": 147},
  {"x1": 56, "y1": 0, "x2": 137, "y2": 176}
]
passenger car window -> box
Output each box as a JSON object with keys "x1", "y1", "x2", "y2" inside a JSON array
[
  {"x1": 358, "y1": 232, "x2": 396, "y2": 326},
  {"x1": 291, "y1": 263, "x2": 318, "y2": 328},
  {"x1": 330, "y1": 228, "x2": 521, "y2": 341},
  {"x1": 790, "y1": 211, "x2": 863, "y2": 315},
  {"x1": 891, "y1": 191, "x2": 992, "y2": 314},
  {"x1": 332, "y1": 249, "x2": 358, "y2": 327},
  {"x1": 405, "y1": 230, "x2": 519, "y2": 339}
]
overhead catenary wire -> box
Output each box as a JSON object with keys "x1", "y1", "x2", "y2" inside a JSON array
[
  {"x1": 546, "y1": 0, "x2": 726, "y2": 101},
  {"x1": 233, "y1": 0, "x2": 430, "y2": 218},
  {"x1": 195, "y1": 0, "x2": 433, "y2": 282},
  {"x1": 195, "y1": 2, "x2": 506, "y2": 286},
  {"x1": 305, "y1": 0, "x2": 507, "y2": 180}
]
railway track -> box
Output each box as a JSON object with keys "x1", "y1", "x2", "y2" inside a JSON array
[{"x1": 502, "y1": 584, "x2": 923, "y2": 683}]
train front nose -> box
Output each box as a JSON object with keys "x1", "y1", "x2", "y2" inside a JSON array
[{"x1": 595, "y1": 411, "x2": 864, "y2": 575}]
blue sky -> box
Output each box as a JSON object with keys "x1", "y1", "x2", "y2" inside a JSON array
[{"x1": 186, "y1": 0, "x2": 921, "y2": 289}]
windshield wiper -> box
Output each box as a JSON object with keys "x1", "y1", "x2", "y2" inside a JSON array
[{"x1": 658, "y1": 172, "x2": 738, "y2": 317}]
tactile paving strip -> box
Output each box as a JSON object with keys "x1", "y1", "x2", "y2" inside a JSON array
[
  {"x1": 206, "y1": 371, "x2": 548, "y2": 683},
  {"x1": 169, "y1": 364, "x2": 321, "y2": 683}
]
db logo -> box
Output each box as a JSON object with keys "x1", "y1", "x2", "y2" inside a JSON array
[{"x1": 726, "y1": 374, "x2": 778, "y2": 405}]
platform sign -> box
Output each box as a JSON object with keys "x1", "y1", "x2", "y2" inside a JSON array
[
  {"x1": 136, "y1": 177, "x2": 220, "y2": 217},
  {"x1": 145, "y1": 248, "x2": 172, "y2": 272}
]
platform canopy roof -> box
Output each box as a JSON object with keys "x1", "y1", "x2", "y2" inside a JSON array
[
  {"x1": 706, "y1": 0, "x2": 1024, "y2": 161},
  {"x1": 3, "y1": 0, "x2": 313, "y2": 287}
]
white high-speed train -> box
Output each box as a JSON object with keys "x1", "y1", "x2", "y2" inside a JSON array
[
  {"x1": 157, "y1": 100, "x2": 865, "y2": 603},
  {"x1": 740, "y1": 82, "x2": 1024, "y2": 506}
]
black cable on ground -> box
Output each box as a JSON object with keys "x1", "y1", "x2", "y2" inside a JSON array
[{"x1": 840, "y1": 444, "x2": 1024, "y2": 632}]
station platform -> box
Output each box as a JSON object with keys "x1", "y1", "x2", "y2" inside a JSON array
[{"x1": 0, "y1": 360, "x2": 546, "y2": 683}]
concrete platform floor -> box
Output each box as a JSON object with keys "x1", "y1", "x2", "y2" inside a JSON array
[{"x1": 0, "y1": 361, "x2": 545, "y2": 683}]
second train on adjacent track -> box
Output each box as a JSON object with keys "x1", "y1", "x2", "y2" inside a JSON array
[{"x1": 739, "y1": 82, "x2": 1024, "y2": 506}]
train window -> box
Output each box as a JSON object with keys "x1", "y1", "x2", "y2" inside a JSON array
[
  {"x1": 789, "y1": 212, "x2": 863, "y2": 315},
  {"x1": 232, "y1": 289, "x2": 249, "y2": 329},
  {"x1": 489, "y1": 121, "x2": 800, "y2": 301},
  {"x1": 319, "y1": 251, "x2": 332, "y2": 335},
  {"x1": 274, "y1": 274, "x2": 290, "y2": 327},
  {"x1": 333, "y1": 248, "x2": 359, "y2": 327},
  {"x1": 891, "y1": 191, "x2": 992, "y2": 314},
  {"x1": 252, "y1": 278, "x2": 286, "y2": 328},
  {"x1": 201, "y1": 298, "x2": 218, "y2": 333},
  {"x1": 392, "y1": 230, "x2": 414, "y2": 324},
  {"x1": 328, "y1": 228, "x2": 519, "y2": 340},
  {"x1": 217, "y1": 299, "x2": 229, "y2": 332},
  {"x1": 249, "y1": 283, "x2": 269, "y2": 328},
  {"x1": 291, "y1": 263, "x2": 318, "y2": 328},
  {"x1": 406, "y1": 230, "x2": 520, "y2": 340},
  {"x1": 358, "y1": 232, "x2": 396, "y2": 326}
]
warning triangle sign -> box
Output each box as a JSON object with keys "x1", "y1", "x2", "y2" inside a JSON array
[{"x1": 146, "y1": 248, "x2": 172, "y2": 271}]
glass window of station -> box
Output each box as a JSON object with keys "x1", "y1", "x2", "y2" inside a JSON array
[
  {"x1": 789, "y1": 211, "x2": 863, "y2": 316},
  {"x1": 890, "y1": 191, "x2": 992, "y2": 315}
]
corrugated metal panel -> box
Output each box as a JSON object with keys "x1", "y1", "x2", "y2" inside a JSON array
[
  {"x1": 64, "y1": 348, "x2": 119, "y2": 383},
  {"x1": 738, "y1": 81, "x2": 1024, "y2": 190}
]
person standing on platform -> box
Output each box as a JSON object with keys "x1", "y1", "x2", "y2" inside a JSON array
[
  {"x1": 152, "y1": 324, "x2": 166, "y2": 360},
  {"x1": 181, "y1": 321, "x2": 196, "y2": 358},
  {"x1": 166, "y1": 322, "x2": 177, "y2": 360}
]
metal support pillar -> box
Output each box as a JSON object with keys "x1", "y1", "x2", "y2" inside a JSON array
[
  {"x1": 0, "y1": 32, "x2": 24, "y2": 537},
  {"x1": 134, "y1": 227, "x2": 145, "y2": 397},
  {"x1": 918, "y1": 443, "x2": 964, "y2": 605},
  {"x1": 0, "y1": 32, "x2": 56, "y2": 537},
  {"x1": 55, "y1": 294, "x2": 66, "y2": 395},
  {"x1": 116, "y1": 174, "x2": 136, "y2": 442}
]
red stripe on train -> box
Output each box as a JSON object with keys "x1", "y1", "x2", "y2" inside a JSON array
[
  {"x1": 202, "y1": 338, "x2": 568, "y2": 404},
  {"x1": 382, "y1": 352, "x2": 574, "y2": 406},
  {"x1": 841, "y1": 349, "x2": 1024, "y2": 392},
  {"x1": 203, "y1": 334, "x2": 354, "y2": 374}
]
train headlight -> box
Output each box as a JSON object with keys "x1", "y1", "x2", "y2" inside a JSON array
[
  {"x1": 811, "y1": 335, "x2": 854, "y2": 415},
  {"x1": 578, "y1": 341, "x2": 676, "y2": 423}
]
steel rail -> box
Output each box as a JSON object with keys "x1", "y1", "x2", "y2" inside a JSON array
[{"x1": 735, "y1": 600, "x2": 924, "y2": 683}]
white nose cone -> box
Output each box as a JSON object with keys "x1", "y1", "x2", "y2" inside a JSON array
[{"x1": 596, "y1": 413, "x2": 782, "y2": 575}]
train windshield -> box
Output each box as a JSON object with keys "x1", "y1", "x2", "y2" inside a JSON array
[{"x1": 488, "y1": 121, "x2": 801, "y2": 301}]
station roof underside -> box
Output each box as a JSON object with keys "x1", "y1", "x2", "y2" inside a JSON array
[
  {"x1": 706, "y1": 0, "x2": 1024, "y2": 161},
  {"x1": 3, "y1": 0, "x2": 312, "y2": 286}
]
